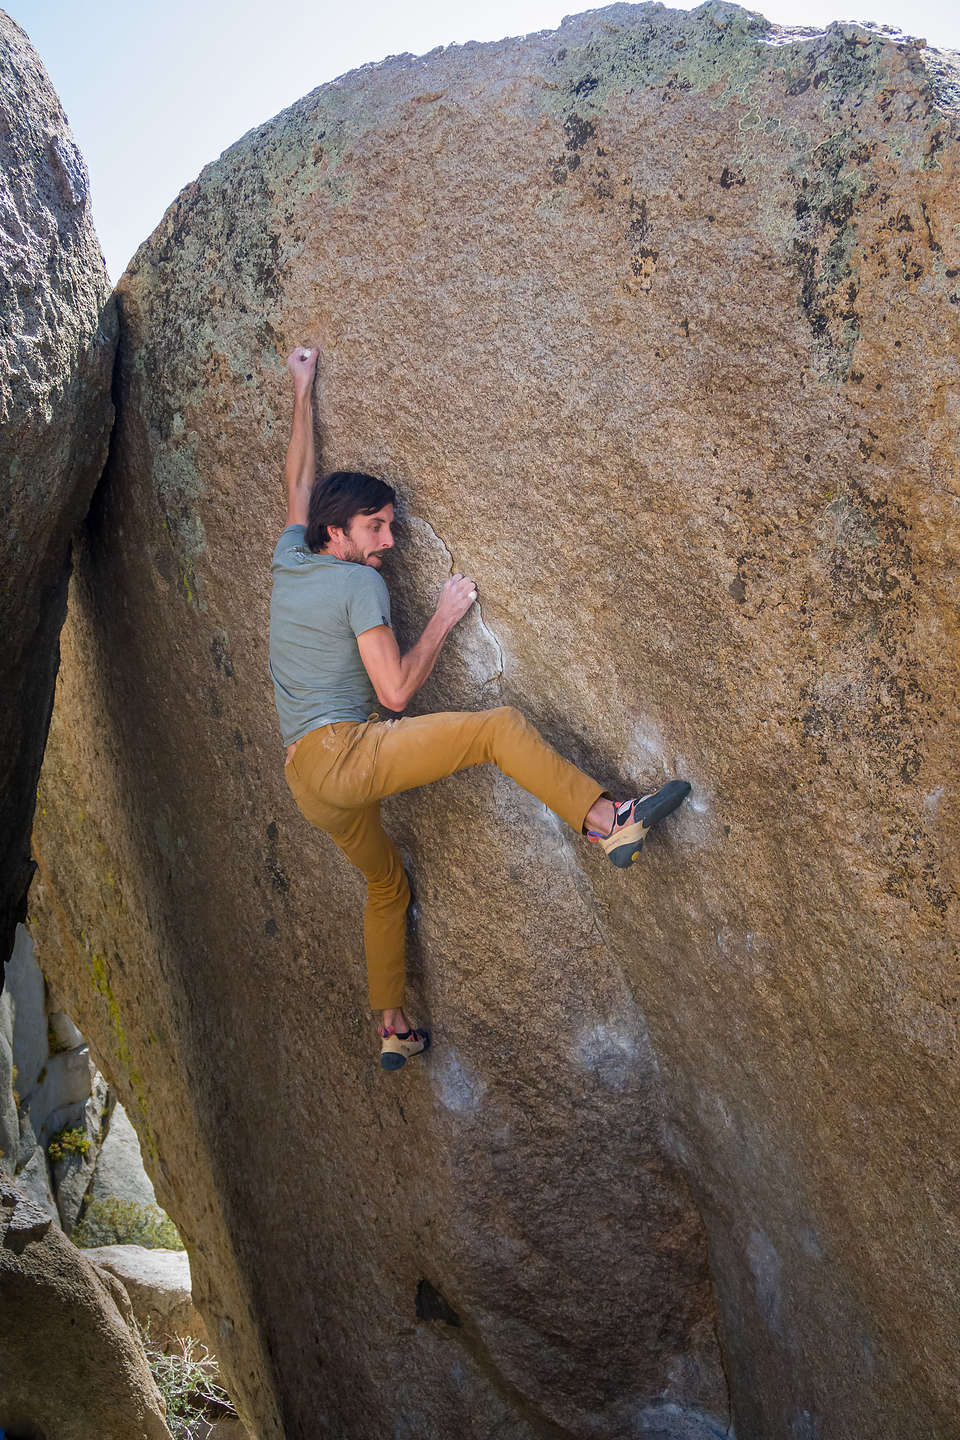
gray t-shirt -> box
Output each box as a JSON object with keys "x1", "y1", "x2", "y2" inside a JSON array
[{"x1": 269, "y1": 524, "x2": 392, "y2": 745}]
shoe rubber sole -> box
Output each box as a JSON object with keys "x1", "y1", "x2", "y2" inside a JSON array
[
  {"x1": 606, "y1": 780, "x2": 692, "y2": 869},
  {"x1": 380, "y1": 1030, "x2": 431, "y2": 1071}
]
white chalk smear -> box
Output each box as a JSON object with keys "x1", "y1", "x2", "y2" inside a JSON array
[{"x1": 432, "y1": 1051, "x2": 486, "y2": 1116}]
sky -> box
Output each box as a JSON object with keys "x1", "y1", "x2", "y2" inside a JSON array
[{"x1": 8, "y1": 0, "x2": 960, "y2": 281}]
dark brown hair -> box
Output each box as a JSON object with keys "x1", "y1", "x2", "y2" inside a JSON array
[{"x1": 305, "y1": 471, "x2": 396, "y2": 552}]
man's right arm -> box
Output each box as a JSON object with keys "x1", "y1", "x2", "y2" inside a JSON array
[
  {"x1": 357, "y1": 574, "x2": 477, "y2": 712},
  {"x1": 283, "y1": 347, "x2": 319, "y2": 529}
]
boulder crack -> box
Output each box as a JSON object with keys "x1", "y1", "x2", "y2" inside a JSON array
[{"x1": 416, "y1": 513, "x2": 505, "y2": 686}]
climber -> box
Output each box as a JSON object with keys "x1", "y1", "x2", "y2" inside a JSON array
[{"x1": 270, "y1": 345, "x2": 692, "y2": 1071}]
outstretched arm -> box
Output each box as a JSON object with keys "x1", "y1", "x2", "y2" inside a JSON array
[
  {"x1": 284, "y1": 346, "x2": 319, "y2": 528},
  {"x1": 357, "y1": 574, "x2": 478, "y2": 712}
]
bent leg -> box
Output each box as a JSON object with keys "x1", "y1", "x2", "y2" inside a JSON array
[
  {"x1": 319, "y1": 802, "x2": 410, "y2": 1012},
  {"x1": 365, "y1": 707, "x2": 604, "y2": 833}
]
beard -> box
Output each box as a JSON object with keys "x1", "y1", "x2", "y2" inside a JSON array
[{"x1": 342, "y1": 539, "x2": 383, "y2": 566}]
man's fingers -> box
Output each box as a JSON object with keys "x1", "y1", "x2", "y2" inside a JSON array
[
  {"x1": 443, "y1": 573, "x2": 478, "y2": 607},
  {"x1": 286, "y1": 345, "x2": 319, "y2": 368}
]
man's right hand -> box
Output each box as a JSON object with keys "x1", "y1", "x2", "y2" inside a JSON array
[
  {"x1": 436, "y1": 573, "x2": 478, "y2": 630},
  {"x1": 286, "y1": 346, "x2": 318, "y2": 390}
]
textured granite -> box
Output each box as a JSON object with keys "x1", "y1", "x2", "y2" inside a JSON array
[
  {"x1": 31, "y1": 5, "x2": 959, "y2": 1437},
  {"x1": 0, "y1": 9, "x2": 116, "y2": 967}
]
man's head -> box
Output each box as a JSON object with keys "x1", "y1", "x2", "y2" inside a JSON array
[{"x1": 306, "y1": 470, "x2": 397, "y2": 567}]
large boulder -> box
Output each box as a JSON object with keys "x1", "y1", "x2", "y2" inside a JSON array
[
  {"x1": 0, "y1": 1176, "x2": 171, "y2": 1439},
  {"x1": 0, "y1": 10, "x2": 116, "y2": 969},
  {"x1": 31, "y1": 5, "x2": 959, "y2": 1438},
  {"x1": 81, "y1": 1244, "x2": 207, "y2": 1351}
]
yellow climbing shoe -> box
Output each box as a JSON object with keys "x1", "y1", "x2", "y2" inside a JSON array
[
  {"x1": 378, "y1": 1024, "x2": 430, "y2": 1071},
  {"x1": 591, "y1": 780, "x2": 692, "y2": 869}
]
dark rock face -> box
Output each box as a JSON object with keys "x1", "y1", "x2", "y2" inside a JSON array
[
  {"x1": 0, "y1": 10, "x2": 116, "y2": 967},
  {"x1": 30, "y1": 5, "x2": 960, "y2": 1439}
]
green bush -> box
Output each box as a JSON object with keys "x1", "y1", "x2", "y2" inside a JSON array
[
  {"x1": 141, "y1": 1329, "x2": 236, "y2": 1439},
  {"x1": 73, "y1": 1196, "x2": 184, "y2": 1250},
  {"x1": 48, "y1": 1126, "x2": 91, "y2": 1162}
]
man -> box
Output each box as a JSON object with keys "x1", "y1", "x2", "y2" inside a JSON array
[{"x1": 270, "y1": 346, "x2": 691, "y2": 1071}]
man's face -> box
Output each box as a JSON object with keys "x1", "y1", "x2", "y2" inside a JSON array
[{"x1": 334, "y1": 504, "x2": 395, "y2": 567}]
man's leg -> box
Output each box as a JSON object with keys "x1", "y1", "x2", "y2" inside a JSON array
[
  {"x1": 286, "y1": 708, "x2": 601, "y2": 1036},
  {"x1": 318, "y1": 706, "x2": 607, "y2": 833},
  {"x1": 305, "y1": 799, "x2": 410, "y2": 1013}
]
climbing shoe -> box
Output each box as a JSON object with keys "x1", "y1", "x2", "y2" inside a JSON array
[
  {"x1": 590, "y1": 780, "x2": 692, "y2": 869},
  {"x1": 378, "y1": 1024, "x2": 430, "y2": 1071}
]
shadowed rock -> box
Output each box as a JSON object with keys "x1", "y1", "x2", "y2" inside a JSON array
[
  {"x1": 0, "y1": 10, "x2": 116, "y2": 970},
  {"x1": 29, "y1": 5, "x2": 960, "y2": 1438}
]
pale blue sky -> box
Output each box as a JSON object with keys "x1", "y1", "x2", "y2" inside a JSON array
[{"x1": 8, "y1": 0, "x2": 959, "y2": 281}]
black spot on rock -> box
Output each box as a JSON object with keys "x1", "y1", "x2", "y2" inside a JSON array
[
  {"x1": 415, "y1": 1279, "x2": 461, "y2": 1327},
  {"x1": 211, "y1": 634, "x2": 234, "y2": 678},
  {"x1": 563, "y1": 113, "x2": 595, "y2": 153},
  {"x1": 719, "y1": 166, "x2": 745, "y2": 188}
]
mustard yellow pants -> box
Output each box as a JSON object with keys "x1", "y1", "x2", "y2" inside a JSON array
[{"x1": 284, "y1": 706, "x2": 605, "y2": 1010}]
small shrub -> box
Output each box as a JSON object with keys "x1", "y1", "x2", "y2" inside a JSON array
[
  {"x1": 73, "y1": 1196, "x2": 184, "y2": 1250},
  {"x1": 141, "y1": 1329, "x2": 236, "y2": 1440},
  {"x1": 48, "y1": 1126, "x2": 91, "y2": 1162}
]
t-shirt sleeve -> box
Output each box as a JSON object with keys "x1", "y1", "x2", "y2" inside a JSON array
[
  {"x1": 345, "y1": 568, "x2": 392, "y2": 638},
  {"x1": 272, "y1": 524, "x2": 308, "y2": 569}
]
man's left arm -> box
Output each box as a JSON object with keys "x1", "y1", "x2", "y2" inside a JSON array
[{"x1": 283, "y1": 347, "x2": 319, "y2": 528}]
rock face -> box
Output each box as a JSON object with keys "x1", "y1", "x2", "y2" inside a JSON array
[
  {"x1": 30, "y1": 5, "x2": 960, "y2": 1438},
  {"x1": 1, "y1": 925, "x2": 102, "y2": 1226},
  {"x1": 0, "y1": 925, "x2": 171, "y2": 1238},
  {"x1": 0, "y1": 1176, "x2": 171, "y2": 1439},
  {"x1": 81, "y1": 1244, "x2": 206, "y2": 1351},
  {"x1": 90, "y1": 1099, "x2": 159, "y2": 1208},
  {"x1": 0, "y1": 10, "x2": 116, "y2": 969}
]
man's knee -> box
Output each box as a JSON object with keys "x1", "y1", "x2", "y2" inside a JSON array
[
  {"x1": 367, "y1": 859, "x2": 410, "y2": 911},
  {"x1": 488, "y1": 704, "x2": 526, "y2": 732}
]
